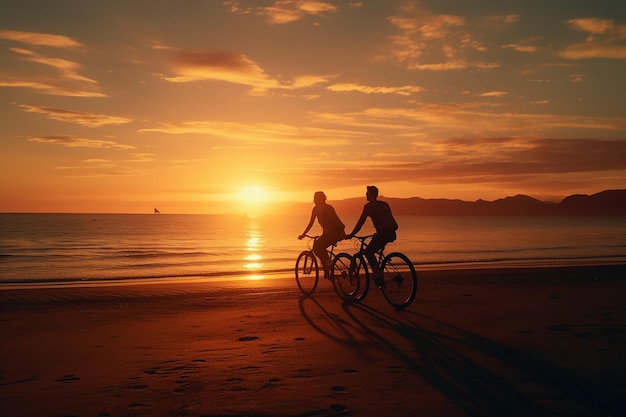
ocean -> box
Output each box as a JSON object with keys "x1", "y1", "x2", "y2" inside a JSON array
[{"x1": 1, "y1": 213, "x2": 625, "y2": 284}]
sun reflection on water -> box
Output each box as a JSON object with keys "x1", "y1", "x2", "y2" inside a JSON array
[{"x1": 243, "y1": 219, "x2": 264, "y2": 274}]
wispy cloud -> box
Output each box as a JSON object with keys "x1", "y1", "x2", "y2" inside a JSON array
[
  {"x1": 0, "y1": 78, "x2": 105, "y2": 97},
  {"x1": 140, "y1": 119, "x2": 352, "y2": 146},
  {"x1": 161, "y1": 49, "x2": 280, "y2": 93},
  {"x1": 224, "y1": 0, "x2": 339, "y2": 24},
  {"x1": 327, "y1": 83, "x2": 424, "y2": 96},
  {"x1": 479, "y1": 91, "x2": 508, "y2": 97},
  {"x1": 19, "y1": 104, "x2": 132, "y2": 127},
  {"x1": 501, "y1": 41, "x2": 538, "y2": 53},
  {"x1": 160, "y1": 48, "x2": 338, "y2": 95},
  {"x1": 0, "y1": 29, "x2": 83, "y2": 48},
  {"x1": 313, "y1": 103, "x2": 626, "y2": 137},
  {"x1": 301, "y1": 137, "x2": 626, "y2": 188},
  {"x1": 29, "y1": 135, "x2": 136, "y2": 149},
  {"x1": 386, "y1": 4, "x2": 499, "y2": 71},
  {"x1": 560, "y1": 18, "x2": 626, "y2": 59},
  {"x1": 0, "y1": 31, "x2": 104, "y2": 97}
]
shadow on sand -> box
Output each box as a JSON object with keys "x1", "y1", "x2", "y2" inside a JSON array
[{"x1": 298, "y1": 293, "x2": 625, "y2": 416}]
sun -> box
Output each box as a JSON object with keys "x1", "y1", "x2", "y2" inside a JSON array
[{"x1": 237, "y1": 185, "x2": 269, "y2": 214}]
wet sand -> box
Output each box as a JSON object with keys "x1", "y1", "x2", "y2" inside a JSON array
[{"x1": 1, "y1": 265, "x2": 625, "y2": 417}]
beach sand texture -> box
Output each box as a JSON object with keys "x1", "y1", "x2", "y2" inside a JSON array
[{"x1": 1, "y1": 265, "x2": 625, "y2": 417}]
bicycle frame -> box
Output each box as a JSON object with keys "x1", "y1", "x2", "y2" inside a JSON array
[
  {"x1": 295, "y1": 235, "x2": 353, "y2": 298},
  {"x1": 353, "y1": 234, "x2": 384, "y2": 270},
  {"x1": 349, "y1": 235, "x2": 418, "y2": 309}
]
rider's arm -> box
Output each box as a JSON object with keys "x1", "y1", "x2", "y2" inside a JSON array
[
  {"x1": 299, "y1": 209, "x2": 316, "y2": 239},
  {"x1": 347, "y1": 211, "x2": 367, "y2": 238}
]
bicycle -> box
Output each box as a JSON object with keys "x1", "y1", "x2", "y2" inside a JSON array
[
  {"x1": 294, "y1": 235, "x2": 358, "y2": 298},
  {"x1": 348, "y1": 235, "x2": 417, "y2": 309}
]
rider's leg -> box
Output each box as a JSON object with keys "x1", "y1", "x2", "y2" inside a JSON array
[
  {"x1": 366, "y1": 231, "x2": 396, "y2": 279},
  {"x1": 313, "y1": 234, "x2": 335, "y2": 275}
]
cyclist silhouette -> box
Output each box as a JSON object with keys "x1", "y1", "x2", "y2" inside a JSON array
[
  {"x1": 347, "y1": 186, "x2": 398, "y2": 280},
  {"x1": 299, "y1": 191, "x2": 346, "y2": 277}
]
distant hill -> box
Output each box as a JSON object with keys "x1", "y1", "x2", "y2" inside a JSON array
[{"x1": 286, "y1": 189, "x2": 626, "y2": 216}]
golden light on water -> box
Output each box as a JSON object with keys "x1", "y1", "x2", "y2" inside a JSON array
[{"x1": 243, "y1": 220, "x2": 264, "y2": 274}]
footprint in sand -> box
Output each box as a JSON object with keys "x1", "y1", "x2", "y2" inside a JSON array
[
  {"x1": 127, "y1": 402, "x2": 149, "y2": 409},
  {"x1": 56, "y1": 374, "x2": 80, "y2": 383}
]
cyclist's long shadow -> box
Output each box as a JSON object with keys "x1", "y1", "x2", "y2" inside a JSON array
[
  {"x1": 297, "y1": 294, "x2": 366, "y2": 350},
  {"x1": 300, "y1": 294, "x2": 625, "y2": 416}
]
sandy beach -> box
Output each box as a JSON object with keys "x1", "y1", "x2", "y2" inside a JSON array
[{"x1": 1, "y1": 265, "x2": 625, "y2": 417}]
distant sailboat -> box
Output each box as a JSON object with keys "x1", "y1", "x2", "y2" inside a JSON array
[{"x1": 154, "y1": 208, "x2": 160, "y2": 214}]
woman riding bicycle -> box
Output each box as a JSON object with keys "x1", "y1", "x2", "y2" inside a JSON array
[
  {"x1": 298, "y1": 191, "x2": 346, "y2": 277},
  {"x1": 346, "y1": 186, "x2": 398, "y2": 281}
]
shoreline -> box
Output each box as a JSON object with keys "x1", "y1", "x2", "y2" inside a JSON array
[
  {"x1": 2, "y1": 261, "x2": 626, "y2": 291},
  {"x1": 1, "y1": 264, "x2": 625, "y2": 416}
]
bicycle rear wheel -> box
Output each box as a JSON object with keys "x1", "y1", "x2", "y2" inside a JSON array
[
  {"x1": 331, "y1": 253, "x2": 359, "y2": 301},
  {"x1": 351, "y1": 253, "x2": 370, "y2": 303},
  {"x1": 295, "y1": 250, "x2": 319, "y2": 295},
  {"x1": 380, "y1": 252, "x2": 417, "y2": 309}
]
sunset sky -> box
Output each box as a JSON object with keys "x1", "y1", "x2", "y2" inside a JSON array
[{"x1": 1, "y1": 0, "x2": 625, "y2": 214}]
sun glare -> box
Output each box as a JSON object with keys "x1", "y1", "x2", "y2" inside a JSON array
[{"x1": 238, "y1": 185, "x2": 269, "y2": 214}]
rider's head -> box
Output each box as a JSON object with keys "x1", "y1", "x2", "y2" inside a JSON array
[
  {"x1": 366, "y1": 185, "x2": 379, "y2": 201},
  {"x1": 313, "y1": 191, "x2": 327, "y2": 205}
]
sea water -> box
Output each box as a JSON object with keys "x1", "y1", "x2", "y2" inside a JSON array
[{"x1": 1, "y1": 213, "x2": 625, "y2": 284}]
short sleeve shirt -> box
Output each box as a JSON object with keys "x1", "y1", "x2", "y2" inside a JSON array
[{"x1": 362, "y1": 200, "x2": 398, "y2": 233}]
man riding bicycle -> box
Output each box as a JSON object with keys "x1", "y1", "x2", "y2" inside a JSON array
[{"x1": 346, "y1": 186, "x2": 398, "y2": 282}]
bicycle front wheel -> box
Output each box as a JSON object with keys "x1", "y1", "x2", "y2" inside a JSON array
[
  {"x1": 295, "y1": 251, "x2": 319, "y2": 295},
  {"x1": 351, "y1": 253, "x2": 370, "y2": 303},
  {"x1": 380, "y1": 252, "x2": 417, "y2": 309},
  {"x1": 331, "y1": 253, "x2": 359, "y2": 301}
]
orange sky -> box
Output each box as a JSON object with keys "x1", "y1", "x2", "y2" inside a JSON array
[{"x1": 1, "y1": 1, "x2": 625, "y2": 214}]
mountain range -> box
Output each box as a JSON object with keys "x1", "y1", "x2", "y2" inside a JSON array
[{"x1": 308, "y1": 189, "x2": 626, "y2": 216}]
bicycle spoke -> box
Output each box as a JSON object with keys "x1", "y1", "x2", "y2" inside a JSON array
[
  {"x1": 380, "y1": 252, "x2": 417, "y2": 309},
  {"x1": 295, "y1": 251, "x2": 319, "y2": 295},
  {"x1": 332, "y1": 253, "x2": 359, "y2": 300},
  {"x1": 351, "y1": 254, "x2": 370, "y2": 302}
]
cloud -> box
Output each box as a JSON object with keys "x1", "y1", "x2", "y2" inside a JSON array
[
  {"x1": 0, "y1": 40, "x2": 104, "y2": 97},
  {"x1": 225, "y1": 0, "x2": 338, "y2": 24},
  {"x1": 386, "y1": 5, "x2": 498, "y2": 71},
  {"x1": 19, "y1": 104, "x2": 132, "y2": 127},
  {"x1": 568, "y1": 18, "x2": 615, "y2": 34},
  {"x1": 161, "y1": 49, "x2": 337, "y2": 94},
  {"x1": 479, "y1": 91, "x2": 508, "y2": 97},
  {"x1": 501, "y1": 42, "x2": 537, "y2": 53},
  {"x1": 291, "y1": 74, "x2": 335, "y2": 88},
  {"x1": 412, "y1": 137, "x2": 626, "y2": 177},
  {"x1": 0, "y1": 29, "x2": 83, "y2": 48},
  {"x1": 161, "y1": 49, "x2": 280, "y2": 93},
  {"x1": 313, "y1": 103, "x2": 626, "y2": 138},
  {"x1": 327, "y1": 83, "x2": 424, "y2": 96},
  {"x1": 29, "y1": 135, "x2": 136, "y2": 150},
  {"x1": 560, "y1": 18, "x2": 626, "y2": 59},
  {"x1": 305, "y1": 137, "x2": 626, "y2": 187},
  {"x1": 0, "y1": 78, "x2": 106, "y2": 97},
  {"x1": 487, "y1": 14, "x2": 520, "y2": 25},
  {"x1": 140, "y1": 119, "x2": 352, "y2": 146}
]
